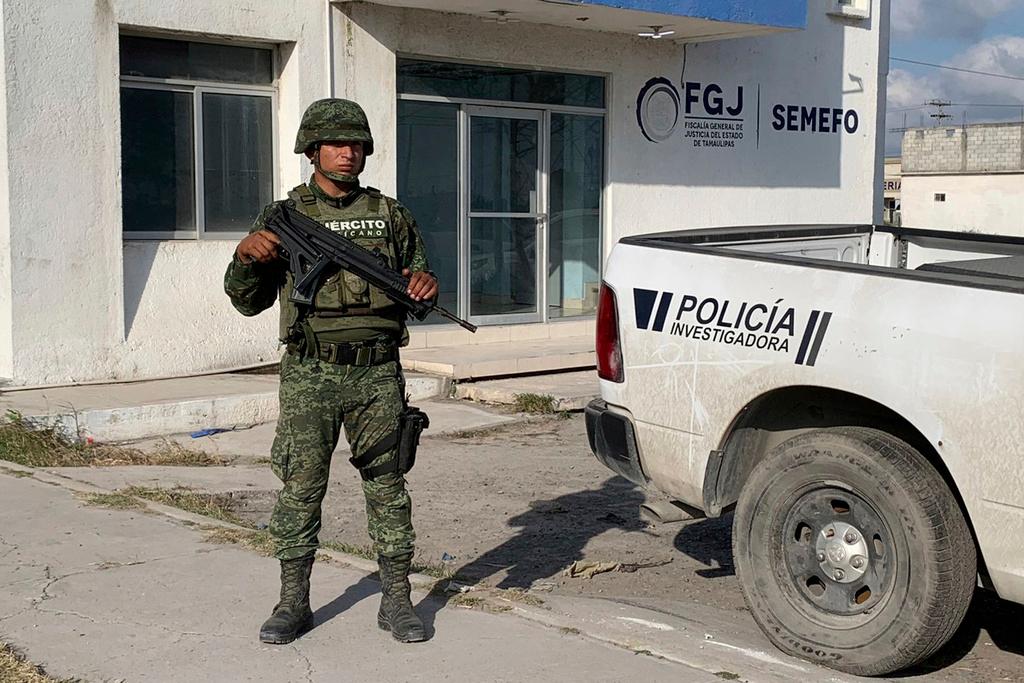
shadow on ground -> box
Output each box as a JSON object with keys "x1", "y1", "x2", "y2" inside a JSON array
[
  {"x1": 311, "y1": 574, "x2": 379, "y2": 633},
  {"x1": 415, "y1": 476, "x2": 645, "y2": 636},
  {"x1": 895, "y1": 588, "x2": 1024, "y2": 678},
  {"x1": 673, "y1": 514, "x2": 735, "y2": 578}
]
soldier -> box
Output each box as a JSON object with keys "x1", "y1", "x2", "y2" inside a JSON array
[{"x1": 224, "y1": 99, "x2": 438, "y2": 645}]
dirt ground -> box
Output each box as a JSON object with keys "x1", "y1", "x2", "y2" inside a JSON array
[{"x1": 228, "y1": 412, "x2": 1024, "y2": 682}]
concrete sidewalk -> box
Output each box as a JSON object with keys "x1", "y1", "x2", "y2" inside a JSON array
[{"x1": 0, "y1": 471, "x2": 703, "y2": 682}]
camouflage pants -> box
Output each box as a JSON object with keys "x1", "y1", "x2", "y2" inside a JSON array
[{"x1": 269, "y1": 352, "x2": 414, "y2": 562}]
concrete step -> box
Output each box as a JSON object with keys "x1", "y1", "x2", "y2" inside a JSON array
[
  {"x1": 402, "y1": 336, "x2": 595, "y2": 380},
  {"x1": 59, "y1": 399, "x2": 519, "y2": 477},
  {"x1": 454, "y1": 370, "x2": 599, "y2": 411},
  {"x1": 1, "y1": 371, "x2": 448, "y2": 442}
]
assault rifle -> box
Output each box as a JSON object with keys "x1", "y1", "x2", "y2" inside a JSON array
[{"x1": 264, "y1": 202, "x2": 478, "y2": 333}]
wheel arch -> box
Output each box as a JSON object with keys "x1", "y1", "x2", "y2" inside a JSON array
[{"x1": 701, "y1": 385, "x2": 985, "y2": 580}]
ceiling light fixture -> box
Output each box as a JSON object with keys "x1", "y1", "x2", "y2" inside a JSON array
[
  {"x1": 483, "y1": 9, "x2": 521, "y2": 23},
  {"x1": 638, "y1": 25, "x2": 675, "y2": 39}
]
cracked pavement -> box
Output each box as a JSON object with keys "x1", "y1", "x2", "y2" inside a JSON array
[{"x1": 0, "y1": 470, "x2": 721, "y2": 682}]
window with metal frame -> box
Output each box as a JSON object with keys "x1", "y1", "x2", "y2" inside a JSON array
[
  {"x1": 397, "y1": 58, "x2": 606, "y2": 325},
  {"x1": 119, "y1": 35, "x2": 276, "y2": 239}
]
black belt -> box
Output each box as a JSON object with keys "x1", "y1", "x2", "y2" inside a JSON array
[{"x1": 314, "y1": 342, "x2": 397, "y2": 366}]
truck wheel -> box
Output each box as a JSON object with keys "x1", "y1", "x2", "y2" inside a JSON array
[{"x1": 732, "y1": 427, "x2": 976, "y2": 676}]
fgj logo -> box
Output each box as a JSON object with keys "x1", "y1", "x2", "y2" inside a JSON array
[
  {"x1": 634, "y1": 288, "x2": 832, "y2": 367},
  {"x1": 637, "y1": 78, "x2": 747, "y2": 148},
  {"x1": 636, "y1": 77, "x2": 680, "y2": 143}
]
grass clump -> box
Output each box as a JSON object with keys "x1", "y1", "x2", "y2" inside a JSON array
[
  {"x1": 512, "y1": 393, "x2": 558, "y2": 414},
  {"x1": 203, "y1": 527, "x2": 277, "y2": 557},
  {"x1": 77, "y1": 492, "x2": 146, "y2": 511},
  {"x1": 121, "y1": 486, "x2": 245, "y2": 526},
  {"x1": 497, "y1": 587, "x2": 545, "y2": 607},
  {"x1": 0, "y1": 642, "x2": 73, "y2": 683},
  {"x1": 450, "y1": 594, "x2": 485, "y2": 609},
  {"x1": 0, "y1": 412, "x2": 223, "y2": 468},
  {"x1": 321, "y1": 540, "x2": 376, "y2": 561}
]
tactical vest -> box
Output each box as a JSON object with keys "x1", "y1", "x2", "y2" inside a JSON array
[{"x1": 279, "y1": 183, "x2": 402, "y2": 343}]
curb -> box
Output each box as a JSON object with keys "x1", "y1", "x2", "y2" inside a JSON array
[{"x1": 0, "y1": 459, "x2": 437, "y2": 587}]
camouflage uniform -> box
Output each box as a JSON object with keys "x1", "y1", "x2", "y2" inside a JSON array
[
  {"x1": 225, "y1": 99, "x2": 432, "y2": 644},
  {"x1": 224, "y1": 178, "x2": 429, "y2": 562}
]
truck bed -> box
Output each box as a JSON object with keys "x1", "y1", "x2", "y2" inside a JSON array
[{"x1": 622, "y1": 224, "x2": 1024, "y2": 293}]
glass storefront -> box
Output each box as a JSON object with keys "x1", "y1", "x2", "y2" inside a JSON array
[
  {"x1": 396, "y1": 100, "x2": 459, "y2": 313},
  {"x1": 397, "y1": 59, "x2": 605, "y2": 326}
]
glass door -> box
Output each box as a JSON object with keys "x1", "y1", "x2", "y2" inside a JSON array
[{"x1": 463, "y1": 106, "x2": 545, "y2": 325}]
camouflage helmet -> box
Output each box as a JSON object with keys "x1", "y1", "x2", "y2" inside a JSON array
[{"x1": 293, "y1": 98, "x2": 374, "y2": 156}]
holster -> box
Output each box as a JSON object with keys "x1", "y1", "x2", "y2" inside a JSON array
[{"x1": 351, "y1": 406, "x2": 430, "y2": 480}]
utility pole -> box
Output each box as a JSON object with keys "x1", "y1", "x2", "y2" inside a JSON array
[{"x1": 927, "y1": 99, "x2": 952, "y2": 125}]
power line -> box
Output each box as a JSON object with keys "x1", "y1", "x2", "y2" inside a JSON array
[
  {"x1": 945, "y1": 102, "x2": 1024, "y2": 107},
  {"x1": 887, "y1": 102, "x2": 1024, "y2": 114},
  {"x1": 891, "y1": 57, "x2": 1024, "y2": 82}
]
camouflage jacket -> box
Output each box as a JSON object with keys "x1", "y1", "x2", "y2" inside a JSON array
[{"x1": 224, "y1": 178, "x2": 430, "y2": 345}]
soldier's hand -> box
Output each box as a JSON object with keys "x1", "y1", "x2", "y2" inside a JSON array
[
  {"x1": 236, "y1": 230, "x2": 281, "y2": 264},
  {"x1": 404, "y1": 269, "x2": 438, "y2": 302}
]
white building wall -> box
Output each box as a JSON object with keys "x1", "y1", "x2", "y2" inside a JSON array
[
  {"x1": 1, "y1": 0, "x2": 886, "y2": 385},
  {"x1": 335, "y1": 0, "x2": 887, "y2": 247},
  {"x1": 0, "y1": 5, "x2": 12, "y2": 381},
  {"x1": 901, "y1": 174, "x2": 1024, "y2": 237},
  {"x1": 2, "y1": 0, "x2": 326, "y2": 385}
]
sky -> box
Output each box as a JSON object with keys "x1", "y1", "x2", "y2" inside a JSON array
[{"x1": 886, "y1": 0, "x2": 1024, "y2": 155}]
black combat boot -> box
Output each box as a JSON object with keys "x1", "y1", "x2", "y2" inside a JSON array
[
  {"x1": 377, "y1": 553, "x2": 426, "y2": 642},
  {"x1": 259, "y1": 556, "x2": 315, "y2": 644}
]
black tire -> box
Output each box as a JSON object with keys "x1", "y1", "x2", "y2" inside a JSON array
[{"x1": 732, "y1": 427, "x2": 976, "y2": 676}]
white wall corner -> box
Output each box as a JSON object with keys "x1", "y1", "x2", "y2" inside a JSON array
[{"x1": 0, "y1": 3, "x2": 13, "y2": 382}]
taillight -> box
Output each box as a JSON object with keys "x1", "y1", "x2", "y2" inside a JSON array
[{"x1": 596, "y1": 283, "x2": 624, "y2": 383}]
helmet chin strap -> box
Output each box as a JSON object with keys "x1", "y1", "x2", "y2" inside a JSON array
[{"x1": 312, "y1": 146, "x2": 361, "y2": 184}]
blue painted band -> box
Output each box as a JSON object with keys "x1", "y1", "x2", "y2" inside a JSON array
[{"x1": 572, "y1": 0, "x2": 806, "y2": 29}]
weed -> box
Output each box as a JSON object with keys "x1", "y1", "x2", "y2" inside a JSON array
[
  {"x1": 559, "y1": 626, "x2": 581, "y2": 636},
  {"x1": 321, "y1": 540, "x2": 376, "y2": 561},
  {"x1": 121, "y1": 487, "x2": 246, "y2": 526},
  {"x1": 0, "y1": 642, "x2": 73, "y2": 682},
  {"x1": 498, "y1": 588, "x2": 545, "y2": 607},
  {"x1": 77, "y1": 492, "x2": 145, "y2": 511},
  {"x1": 450, "y1": 594, "x2": 484, "y2": 609},
  {"x1": 714, "y1": 673, "x2": 741, "y2": 681},
  {"x1": 0, "y1": 412, "x2": 222, "y2": 468},
  {"x1": 202, "y1": 527, "x2": 276, "y2": 557},
  {"x1": 512, "y1": 393, "x2": 557, "y2": 414}
]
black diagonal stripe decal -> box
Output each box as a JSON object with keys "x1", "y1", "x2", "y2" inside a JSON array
[
  {"x1": 652, "y1": 292, "x2": 674, "y2": 332},
  {"x1": 795, "y1": 310, "x2": 820, "y2": 366},
  {"x1": 634, "y1": 289, "x2": 658, "y2": 330},
  {"x1": 806, "y1": 312, "x2": 832, "y2": 367}
]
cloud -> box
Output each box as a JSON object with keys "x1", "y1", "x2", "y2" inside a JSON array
[
  {"x1": 886, "y1": 68, "x2": 938, "y2": 109},
  {"x1": 891, "y1": 0, "x2": 1018, "y2": 40}
]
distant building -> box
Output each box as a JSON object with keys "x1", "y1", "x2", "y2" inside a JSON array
[
  {"x1": 901, "y1": 122, "x2": 1024, "y2": 236},
  {"x1": 883, "y1": 157, "x2": 901, "y2": 226}
]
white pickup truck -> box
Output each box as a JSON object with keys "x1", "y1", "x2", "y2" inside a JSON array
[{"x1": 586, "y1": 224, "x2": 1024, "y2": 676}]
